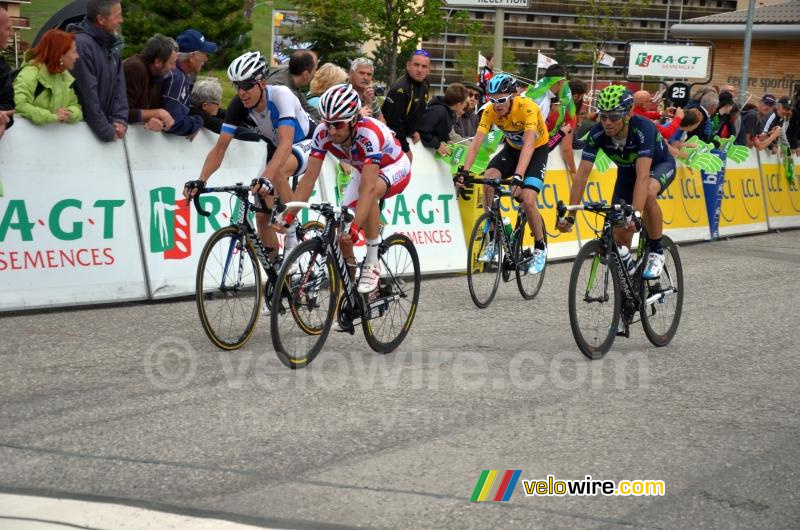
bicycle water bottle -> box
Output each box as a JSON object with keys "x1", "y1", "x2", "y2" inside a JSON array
[
  {"x1": 618, "y1": 245, "x2": 635, "y2": 274},
  {"x1": 502, "y1": 216, "x2": 513, "y2": 240}
]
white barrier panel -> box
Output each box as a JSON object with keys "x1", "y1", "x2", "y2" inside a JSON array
[
  {"x1": 0, "y1": 120, "x2": 148, "y2": 310},
  {"x1": 126, "y1": 128, "x2": 272, "y2": 299},
  {"x1": 317, "y1": 142, "x2": 467, "y2": 274},
  {"x1": 720, "y1": 148, "x2": 769, "y2": 237},
  {"x1": 759, "y1": 151, "x2": 800, "y2": 229}
]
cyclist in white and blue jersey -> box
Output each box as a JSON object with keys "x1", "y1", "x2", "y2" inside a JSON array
[{"x1": 184, "y1": 51, "x2": 313, "y2": 259}]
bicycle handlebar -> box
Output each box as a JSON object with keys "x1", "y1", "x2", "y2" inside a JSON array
[
  {"x1": 556, "y1": 200, "x2": 634, "y2": 217},
  {"x1": 279, "y1": 201, "x2": 354, "y2": 223}
]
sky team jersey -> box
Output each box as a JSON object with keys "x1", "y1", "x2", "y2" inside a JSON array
[
  {"x1": 582, "y1": 115, "x2": 672, "y2": 170},
  {"x1": 220, "y1": 85, "x2": 312, "y2": 145},
  {"x1": 310, "y1": 117, "x2": 404, "y2": 170},
  {"x1": 477, "y1": 96, "x2": 548, "y2": 150}
]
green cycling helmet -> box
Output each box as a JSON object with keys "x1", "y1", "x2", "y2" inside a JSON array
[{"x1": 597, "y1": 85, "x2": 633, "y2": 112}]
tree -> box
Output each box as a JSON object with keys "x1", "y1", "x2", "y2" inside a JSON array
[
  {"x1": 370, "y1": 39, "x2": 418, "y2": 86},
  {"x1": 361, "y1": 0, "x2": 449, "y2": 86},
  {"x1": 454, "y1": 33, "x2": 518, "y2": 84},
  {"x1": 122, "y1": 0, "x2": 252, "y2": 69},
  {"x1": 574, "y1": 0, "x2": 649, "y2": 83},
  {"x1": 284, "y1": 0, "x2": 366, "y2": 69}
]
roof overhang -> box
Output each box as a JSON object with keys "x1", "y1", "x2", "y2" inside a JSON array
[{"x1": 671, "y1": 23, "x2": 800, "y2": 39}]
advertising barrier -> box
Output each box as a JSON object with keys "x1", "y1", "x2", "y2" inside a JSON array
[
  {"x1": 760, "y1": 151, "x2": 800, "y2": 229},
  {"x1": 719, "y1": 149, "x2": 769, "y2": 237},
  {"x1": 659, "y1": 164, "x2": 711, "y2": 243},
  {"x1": 0, "y1": 121, "x2": 796, "y2": 312},
  {"x1": 0, "y1": 121, "x2": 148, "y2": 310},
  {"x1": 127, "y1": 128, "x2": 270, "y2": 298}
]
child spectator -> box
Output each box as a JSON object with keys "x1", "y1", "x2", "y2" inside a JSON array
[
  {"x1": 417, "y1": 83, "x2": 468, "y2": 156},
  {"x1": 13, "y1": 29, "x2": 83, "y2": 125}
]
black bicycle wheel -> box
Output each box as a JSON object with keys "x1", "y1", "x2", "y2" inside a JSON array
[
  {"x1": 466, "y1": 212, "x2": 503, "y2": 309},
  {"x1": 196, "y1": 225, "x2": 262, "y2": 350},
  {"x1": 270, "y1": 238, "x2": 337, "y2": 368},
  {"x1": 568, "y1": 239, "x2": 621, "y2": 360},
  {"x1": 640, "y1": 235, "x2": 684, "y2": 347},
  {"x1": 514, "y1": 211, "x2": 547, "y2": 300},
  {"x1": 362, "y1": 234, "x2": 421, "y2": 353}
]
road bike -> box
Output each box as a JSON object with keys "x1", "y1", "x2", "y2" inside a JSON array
[
  {"x1": 557, "y1": 200, "x2": 684, "y2": 359},
  {"x1": 270, "y1": 201, "x2": 421, "y2": 369},
  {"x1": 459, "y1": 174, "x2": 546, "y2": 309},
  {"x1": 190, "y1": 184, "x2": 323, "y2": 350}
]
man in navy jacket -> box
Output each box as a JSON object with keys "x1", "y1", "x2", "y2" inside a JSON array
[{"x1": 162, "y1": 29, "x2": 216, "y2": 137}]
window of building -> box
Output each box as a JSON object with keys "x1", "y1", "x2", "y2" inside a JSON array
[
  {"x1": 447, "y1": 35, "x2": 457, "y2": 43},
  {"x1": 527, "y1": 14, "x2": 535, "y2": 22},
  {"x1": 572, "y1": 42, "x2": 580, "y2": 49},
  {"x1": 551, "y1": 16, "x2": 559, "y2": 23},
  {"x1": 640, "y1": 20, "x2": 648, "y2": 27},
  {"x1": 475, "y1": 12, "x2": 484, "y2": 19}
]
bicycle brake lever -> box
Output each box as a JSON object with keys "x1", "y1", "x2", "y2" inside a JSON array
[{"x1": 193, "y1": 194, "x2": 211, "y2": 217}]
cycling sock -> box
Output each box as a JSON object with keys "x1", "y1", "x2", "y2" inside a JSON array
[
  {"x1": 366, "y1": 238, "x2": 381, "y2": 264},
  {"x1": 284, "y1": 223, "x2": 298, "y2": 252},
  {"x1": 647, "y1": 236, "x2": 663, "y2": 254},
  {"x1": 534, "y1": 239, "x2": 546, "y2": 250}
]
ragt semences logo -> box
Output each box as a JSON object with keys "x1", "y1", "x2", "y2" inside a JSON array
[
  {"x1": 635, "y1": 52, "x2": 652, "y2": 68},
  {"x1": 150, "y1": 187, "x2": 192, "y2": 260},
  {"x1": 470, "y1": 470, "x2": 522, "y2": 502}
]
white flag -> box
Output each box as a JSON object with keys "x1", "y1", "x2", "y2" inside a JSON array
[
  {"x1": 478, "y1": 51, "x2": 487, "y2": 72},
  {"x1": 597, "y1": 51, "x2": 616, "y2": 67},
  {"x1": 537, "y1": 52, "x2": 557, "y2": 69}
]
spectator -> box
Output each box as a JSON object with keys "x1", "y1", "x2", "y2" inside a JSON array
[
  {"x1": 348, "y1": 57, "x2": 384, "y2": 122},
  {"x1": 307, "y1": 62, "x2": 347, "y2": 110},
  {"x1": 569, "y1": 79, "x2": 587, "y2": 121},
  {"x1": 721, "y1": 83, "x2": 736, "y2": 100},
  {"x1": 753, "y1": 94, "x2": 784, "y2": 150},
  {"x1": 189, "y1": 77, "x2": 224, "y2": 133},
  {"x1": 454, "y1": 81, "x2": 482, "y2": 138},
  {"x1": 267, "y1": 49, "x2": 319, "y2": 122},
  {"x1": 633, "y1": 90, "x2": 662, "y2": 121},
  {"x1": 692, "y1": 89, "x2": 719, "y2": 144},
  {"x1": 124, "y1": 33, "x2": 178, "y2": 133},
  {"x1": 67, "y1": 0, "x2": 127, "y2": 142},
  {"x1": 532, "y1": 64, "x2": 567, "y2": 131},
  {"x1": 715, "y1": 90, "x2": 739, "y2": 140},
  {"x1": 418, "y1": 83, "x2": 468, "y2": 156},
  {"x1": 160, "y1": 28, "x2": 215, "y2": 137},
  {"x1": 382, "y1": 49, "x2": 431, "y2": 160},
  {"x1": 668, "y1": 108, "x2": 701, "y2": 147},
  {"x1": 13, "y1": 29, "x2": 83, "y2": 125},
  {"x1": 0, "y1": 7, "x2": 15, "y2": 138},
  {"x1": 787, "y1": 88, "x2": 800, "y2": 155}
]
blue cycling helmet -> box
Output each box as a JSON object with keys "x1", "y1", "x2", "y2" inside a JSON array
[{"x1": 486, "y1": 74, "x2": 516, "y2": 95}]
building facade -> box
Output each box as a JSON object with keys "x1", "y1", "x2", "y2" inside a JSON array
[{"x1": 422, "y1": 0, "x2": 739, "y2": 90}]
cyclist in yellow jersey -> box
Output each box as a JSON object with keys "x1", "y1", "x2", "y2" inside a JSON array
[{"x1": 457, "y1": 73, "x2": 550, "y2": 274}]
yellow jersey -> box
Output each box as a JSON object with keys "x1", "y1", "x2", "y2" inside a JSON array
[{"x1": 477, "y1": 96, "x2": 548, "y2": 150}]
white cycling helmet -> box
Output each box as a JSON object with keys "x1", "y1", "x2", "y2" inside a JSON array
[
  {"x1": 227, "y1": 51, "x2": 267, "y2": 83},
  {"x1": 319, "y1": 84, "x2": 362, "y2": 122}
]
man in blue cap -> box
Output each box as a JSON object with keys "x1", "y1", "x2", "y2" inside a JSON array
[{"x1": 162, "y1": 28, "x2": 218, "y2": 137}]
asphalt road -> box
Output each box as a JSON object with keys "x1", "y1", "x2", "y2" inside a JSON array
[{"x1": 1, "y1": 231, "x2": 799, "y2": 529}]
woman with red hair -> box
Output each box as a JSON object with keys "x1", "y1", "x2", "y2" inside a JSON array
[{"x1": 13, "y1": 29, "x2": 82, "y2": 124}]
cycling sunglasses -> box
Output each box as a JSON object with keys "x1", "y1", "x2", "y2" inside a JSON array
[
  {"x1": 489, "y1": 95, "x2": 511, "y2": 105},
  {"x1": 323, "y1": 119, "x2": 350, "y2": 131},
  {"x1": 413, "y1": 49, "x2": 431, "y2": 57},
  {"x1": 599, "y1": 111, "x2": 626, "y2": 122},
  {"x1": 234, "y1": 80, "x2": 259, "y2": 91}
]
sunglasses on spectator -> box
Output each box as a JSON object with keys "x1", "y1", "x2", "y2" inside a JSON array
[
  {"x1": 323, "y1": 120, "x2": 350, "y2": 130},
  {"x1": 468, "y1": 92, "x2": 480, "y2": 99},
  {"x1": 599, "y1": 112, "x2": 626, "y2": 122},
  {"x1": 489, "y1": 95, "x2": 511, "y2": 105},
  {"x1": 413, "y1": 49, "x2": 431, "y2": 57},
  {"x1": 234, "y1": 80, "x2": 259, "y2": 91}
]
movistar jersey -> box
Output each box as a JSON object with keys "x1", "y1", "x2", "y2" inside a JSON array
[{"x1": 582, "y1": 115, "x2": 672, "y2": 172}]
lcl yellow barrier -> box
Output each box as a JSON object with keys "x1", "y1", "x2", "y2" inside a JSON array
[{"x1": 759, "y1": 151, "x2": 800, "y2": 229}]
